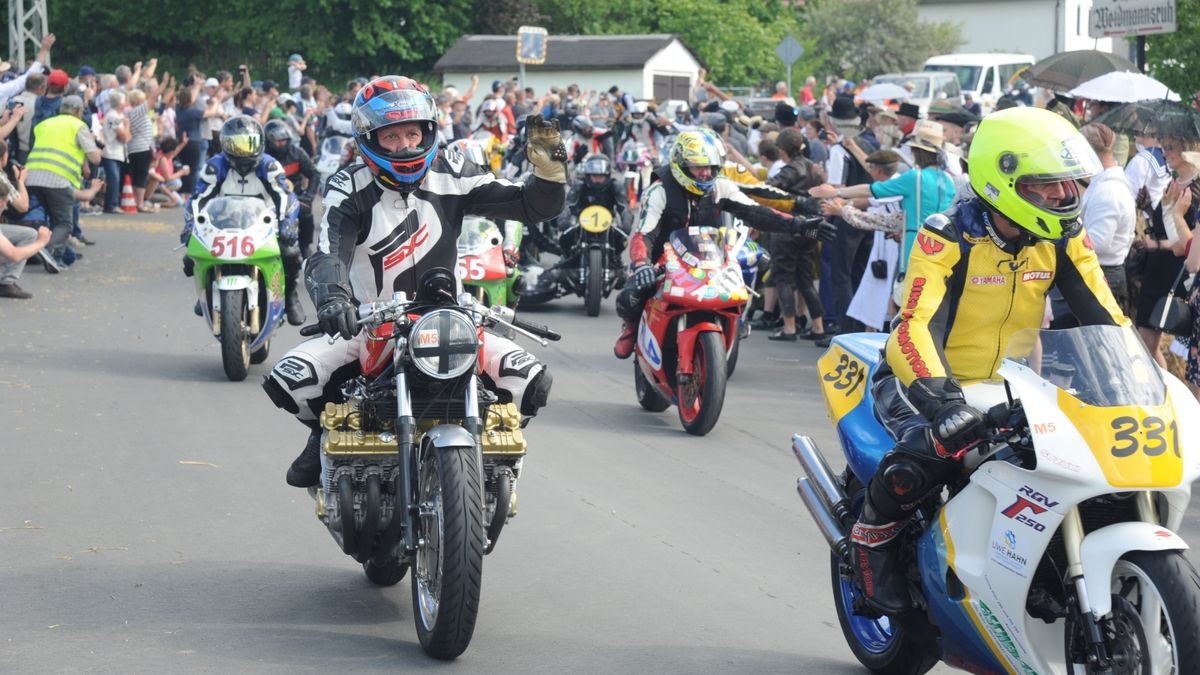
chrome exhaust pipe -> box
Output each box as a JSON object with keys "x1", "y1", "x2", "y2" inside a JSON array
[
  {"x1": 791, "y1": 435, "x2": 851, "y2": 523},
  {"x1": 798, "y1": 477, "x2": 850, "y2": 562}
]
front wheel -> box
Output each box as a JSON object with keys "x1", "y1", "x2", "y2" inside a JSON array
[
  {"x1": 584, "y1": 247, "x2": 603, "y2": 317},
  {"x1": 676, "y1": 331, "x2": 727, "y2": 436},
  {"x1": 1070, "y1": 550, "x2": 1200, "y2": 674},
  {"x1": 412, "y1": 443, "x2": 484, "y2": 660},
  {"x1": 219, "y1": 290, "x2": 250, "y2": 381}
]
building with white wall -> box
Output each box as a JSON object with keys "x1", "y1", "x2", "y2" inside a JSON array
[
  {"x1": 433, "y1": 34, "x2": 705, "y2": 108},
  {"x1": 918, "y1": 0, "x2": 1129, "y2": 60}
]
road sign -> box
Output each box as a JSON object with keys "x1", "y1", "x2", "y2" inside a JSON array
[
  {"x1": 1089, "y1": 0, "x2": 1176, "y2": 38},
  {"x1": 775, "y1": 35, "x2": 804, "y2": 66},
  {"x1": 517, "y1": 26, "x2": 548, "y2": 65}
]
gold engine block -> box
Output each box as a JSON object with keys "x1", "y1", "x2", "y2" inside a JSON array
[{"x1": 319, "y1": 399, "x2": 527, "y2": 457}]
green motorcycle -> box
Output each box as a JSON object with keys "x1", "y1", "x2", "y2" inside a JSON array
[{"x1": 457, "y1": 216, "x2": 522, "y2": 308}]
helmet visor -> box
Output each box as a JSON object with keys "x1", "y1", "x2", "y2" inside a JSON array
[
  {"x1": 353, "y1": 88, "x2": 436, "y2": 138},
  {"x1": 222, "y1": 131, "x2": 262, "y2": 158},
  {"x1": 1009, "y1": 133, "x2": 1101, "y2": 184},
  {"x1": 581, "y1": 156, "x2": 610, "y2": 175}
]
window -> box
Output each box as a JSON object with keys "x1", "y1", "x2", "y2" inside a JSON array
[
  {"x1": 653, "y1": 75, "x2": 691, "y2": 103},
  {"x1": 981, "y1": 67, "x2": 995, "y2": 96}
]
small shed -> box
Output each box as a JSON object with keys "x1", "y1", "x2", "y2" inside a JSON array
[{"x1": 433, "y1": 34, "x2": 706, "y2": 108}]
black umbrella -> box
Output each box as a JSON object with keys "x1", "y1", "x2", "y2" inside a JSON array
[
  {"x1": 1091, "y1": 100, "x2": 1200, "y2": 140},
  {"x1": 1023, "y1": 50, "x2": 1139, "y2": 91}
]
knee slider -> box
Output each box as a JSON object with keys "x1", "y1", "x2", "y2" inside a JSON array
[
  {"x1": 262, "y1": 374, "x2": 301, "y2": 415},
  {"x1": 520, "y1": 368, "x2": 553, "y2": 417}
]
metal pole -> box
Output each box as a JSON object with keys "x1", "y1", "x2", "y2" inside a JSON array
[
  {"x1": 786, "y1": 63, "x2": 792, "y2": 100},
  {"x1": 519, "y1": 62, "x2": 526, "y2": 90}
]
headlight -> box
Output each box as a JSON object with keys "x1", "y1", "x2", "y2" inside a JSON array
[{"x1": 408, "y1": 309, "x2": 479, "y2": 379}]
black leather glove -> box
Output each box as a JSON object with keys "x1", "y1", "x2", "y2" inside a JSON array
[
  {"x1": 631, "y1": 264, "x2": 657, "y2": 292},
  {"x1": 793, "y1": 217, "x2": 837, "y2": 242},
  {"x1": 930, "y1": 402, "x2": 987, "y2": 457},
  {"x1": 317, "y1": 296, "x2": 359, "y2": 341}
]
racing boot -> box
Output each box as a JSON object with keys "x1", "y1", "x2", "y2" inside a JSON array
[
  {"x1": 282, "y1": 244, "x2": 306, "y2": 326},
  {"x1": 613, "y1": 322, "x2": 636, "y2": 359},
  {"x1": 286, "y1": 428, "x2": 322, "y2": 488},
  {"x1": 849, "y1": 498, "x2": 911, "y2": 615}
]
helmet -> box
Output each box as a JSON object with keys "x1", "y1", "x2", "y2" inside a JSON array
[
  {"x1": 334, "y1": 102, "x2": 353, "y2": 121},
  {"x1": 220, "y1": 115, "x2": 264, "y2": 176},
  {"x1": 580, "y1": 153, "x2": 612, "y2": 188},
  {"x1": 446, "y1": 138, "x2": 488, "y2": 168},
  {"x1": 631, "y1": 101, "x2": 648, "y2": 119},
  {"x1": 481, "y1": 98, "x2": 502, "y2": 117},
  {"x1": 351, "y1": 75, "x2": 438, "y2": 189},
  {"x1": 968, "y1": 107, "x2": 1101, "y2": 241},
  {"x1": 571, "y1": 115, "x2": 593, "y2": 136},
  {"x1": 263, "y1": 119, "x2": 293, "y2": 157},
  {"x1": 669, "y1": 131, "x2": 724, "y2": 196}
]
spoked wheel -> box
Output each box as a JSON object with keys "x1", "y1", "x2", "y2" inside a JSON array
[
  {"x1": 1067, "y1": 552, "x2": 1200, "y2": 674},
  {"x1": 831, "y1": 477, "x2": 937, "y2": 675},
  {"x1": 634, "y1": 362, "x2": 670, "y2": 412},
  {"x1": 676, "y1": 331, "x2": 727, "y2": 436},
  {"x1": 584, "y1": 248, "x2": 603, "y2": 317},
  {"x1": 411, "y1": 442, "x2": 484, "y2": 660},
  {"x1": 219, "y1": 289, "x2": 250, "y2": 381}
]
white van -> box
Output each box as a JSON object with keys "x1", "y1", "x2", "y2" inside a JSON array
[{"x1": 923, "y1": 53, "x2": 1035, "y2": 114}]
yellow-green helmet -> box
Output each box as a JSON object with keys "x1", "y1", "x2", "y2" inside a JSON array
[
  {"x1": 968, "y1": 107, "x2": 1101, "y2": 239},
  {"x1": 670, "y1": 130, "x2": 724, "y2": 196}
]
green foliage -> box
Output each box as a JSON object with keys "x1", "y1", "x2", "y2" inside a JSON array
[
  {"x1": 1146, "y1": 0, "x2": 1200, "y2": 99},
  {"x1": 796, "y1": 0, "x2": 964, "y2": 82}
]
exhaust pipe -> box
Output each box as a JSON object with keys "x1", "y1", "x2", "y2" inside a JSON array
[{"x1": 791, "y1": 435, "x2": 852, "y2": 561}]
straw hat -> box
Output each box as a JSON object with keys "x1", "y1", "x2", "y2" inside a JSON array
[{"x1": 908, "y1": 120, "x2": 945, "y2": 153}]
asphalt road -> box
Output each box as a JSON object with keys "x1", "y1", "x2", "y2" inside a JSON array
[{"x1": 3, "y1": 213, "x2": 1198, "y2": 674}]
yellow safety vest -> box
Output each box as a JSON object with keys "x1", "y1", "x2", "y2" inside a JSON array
[{"x1": 28, "y1": 114, "x2": 87, "y2": 189}]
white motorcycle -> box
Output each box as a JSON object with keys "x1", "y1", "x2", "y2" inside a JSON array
[
  {"x1": 795, "y1": 324, "x2": 1200, "y2": 674},
  {"x1": 316, "y1": 134, "x2": 355, "y2": 191}
]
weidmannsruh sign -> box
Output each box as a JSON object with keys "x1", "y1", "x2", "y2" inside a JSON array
[{"x1": 1089, "y1": 0, "x2": 1177, "y2": 38}]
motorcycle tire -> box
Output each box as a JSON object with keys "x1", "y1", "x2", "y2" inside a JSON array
[
  {"x1": 676, "y1": 331, "x2": 727, "y2": 436},
  {"x1": 363, "y1": 557, "x2": 409, "y2": 587},
  {"x1": 250, "y1": 338, "x2": 271, "y2": 364},
  {"x1": 831, "y1": 476, "x2": 937, "y2": 675},
  {"x1": 219, "y1": 290, "x2": 250, "y2": 382},
  {"x1": 1070, "y1": 550, "x2": 1200, "y2": 674},
  {"x1": 412, "y1": 442, "x2": 484, "y2": 660},
  {"x1": 585, "y1": 248, "x2": 604, "y2": 317},
  {"x1": 726, "y1": 334, "x2": 741, "y2": 378},
  {"x1": 634, "y1": 362, "x2": 670, "y2": 413}
]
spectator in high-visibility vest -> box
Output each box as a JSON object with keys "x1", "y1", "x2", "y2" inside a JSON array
[{"x1": 24, "y1": 95, "x2": 100, "y2": 272}]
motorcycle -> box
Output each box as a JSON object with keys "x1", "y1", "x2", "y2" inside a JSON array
[
  {"x1": 185, "y1": 195, "x2": 287, "y2": 381},
  {"x1": 633, "y1": 225, "x2": 749, "y2": 435},
  {"x1": 457, "y1": 216, "x2": 521, "y2": 309},
  {"x1": 316, "y1": 134, "x2": 355, "y2": 191},
  {"x1": 793, "y1": 324, "x2": 1200, "y2": 674},
  {"x1": 616, "y1": 139, "x2": 654, "y2": 209},
  {"x1": 297, "y1": 268, "x2": 560, "y2": 660},
  {"x1": 520, "y1": 205, "x2": 628, "y2": 317}
]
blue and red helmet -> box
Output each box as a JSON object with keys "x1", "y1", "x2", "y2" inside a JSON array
[{"x1": 352, "y1": 76, "x2": 438, "y2": 190}]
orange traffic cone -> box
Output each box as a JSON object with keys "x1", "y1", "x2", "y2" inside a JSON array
[{"x1": 120, "y1": 175, "x2": 137, "y2": 214}]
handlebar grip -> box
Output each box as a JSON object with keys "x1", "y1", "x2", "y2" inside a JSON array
[
  {"x1": 512, "y1": 316, "x2": 561, "y2": 342},
  {"x1": 299, "y1": 324, "x2": 323, "y2": 337}
]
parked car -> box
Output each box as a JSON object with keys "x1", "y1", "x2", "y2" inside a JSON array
[
  {"x1": 870, "y1": 72, "x2": 962, "y2": 117},
  {"x1": 923, "y1": 53, "x2": 1035, "y2": 115}
]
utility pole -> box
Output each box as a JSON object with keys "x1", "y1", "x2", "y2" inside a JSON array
[{"x1": 8, "y1": 0, "x2": 48, "y2": 67}]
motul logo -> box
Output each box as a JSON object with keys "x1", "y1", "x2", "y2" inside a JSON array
[{"x1": 1022, "y1": 271, "x2": 1052, "y2": 282}]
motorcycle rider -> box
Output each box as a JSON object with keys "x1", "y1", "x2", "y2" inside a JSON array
[
  {"x1": 553, "y1": 152, "x2": 631, "y2": 266},
  {"x1": 263, "y1": 119, "x2": 319, "y2": 257},
  {"x1": 849, "y1": 107, "x2": 1128, "y2": 614},
  {"x1": 181, "y1": 115, "x2": 306, "y2": 326},
  {"x1": 612, "y1": 129, "x2": 836, "y2": 358},
  {"x1": 474, "y1": 98, "x2": 509, "y2": 143},
  {"x1": 263, "y1": 75, "x2": 566, "y2": 488}
]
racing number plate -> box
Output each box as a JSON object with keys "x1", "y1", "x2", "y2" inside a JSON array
[{"x1": 818, "y1": 345, "x2": 869, "y2": 424}]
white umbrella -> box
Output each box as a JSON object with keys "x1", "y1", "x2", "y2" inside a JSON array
[
  {"x1": 857, "y1": 82, "x2": 911, "y2": 103},
  {"x1": 1068, "y1": 71, "x2": 1181, "y2": 103}
]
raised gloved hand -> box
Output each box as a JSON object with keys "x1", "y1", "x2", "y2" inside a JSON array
[
  {"x1": 930, "y1": 402, "x2": 987, "y2": 458},
  {"x1": 630, "y1": 264, "x2": 658, "y2": 292},
  {"x1": 317, "y1": 296, "x2": 359, "y2": 341},
  {"x1": 793, "y1": 217, "x2": 837, "y2": 242},
  {"x1": 525, "y1": 115, "x2": 568, "y2": 184}
]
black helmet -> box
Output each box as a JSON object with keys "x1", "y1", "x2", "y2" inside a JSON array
[
  {"x1": 220, "y1": 115, "x2": 264, "y2": 175},
  {"x1": 263, "y1": 119, "x2": 293, "y2": 157},
  {"x1": 571, "y1": 115, "x2": 593, "y2": 136},
  {"x1": 580, "y1": 153, "x2": 612, "y2": 189}
]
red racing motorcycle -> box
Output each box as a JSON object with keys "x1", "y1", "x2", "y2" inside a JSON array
[{"x1": 633, "y1": 226, "x2": 749, "y2": 435}]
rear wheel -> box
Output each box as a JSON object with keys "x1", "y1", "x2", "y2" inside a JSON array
[
  {"x1": 634, "y1": 362, "x2": 670, "y2": 412},
  {"x1": 412, "y1": 442, "x2": 484, "y2": 660},
  {"x1": 676, "y1": 331, "x2": 727, "y2": 436},
  {"x1": 250, "y1": 338, "x2": 271, "y2": 364},
  {"x1": 219, "y1": 290, "x2": 249, "y2": 381},
  {"x1": 831, "y1": 477, "x2": 938, "y2": 675},
  {"x1": 585, "y1": 248, "x2": 603, "y2": 317},
  {"x1": 726, "y1": 333, "x2": 741, "y2": 378}
]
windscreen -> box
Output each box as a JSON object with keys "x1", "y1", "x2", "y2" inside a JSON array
[
  {"x1": 1005, "y1": 325, "x2": 1166, "y2": 407},
  {"x1": 669, "y1": 226, "x2": 729, "y2": 270},
  {"x1": 924, "y1": 64, "x2": 981, "y2": 92},
  {"x1": 202, "y1": 196, "x2": 269, "y2": 231},
  {"x1": 458, "y1": 217, "x2": 502, "y2": 255}
]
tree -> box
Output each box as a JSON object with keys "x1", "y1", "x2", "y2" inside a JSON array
[
  {"x1": 795, "y1": 0, "x2": 964, "y2": 82},
  {"x1": 1146, "y1": 0, "x2": 1200, "y2": 101}
]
